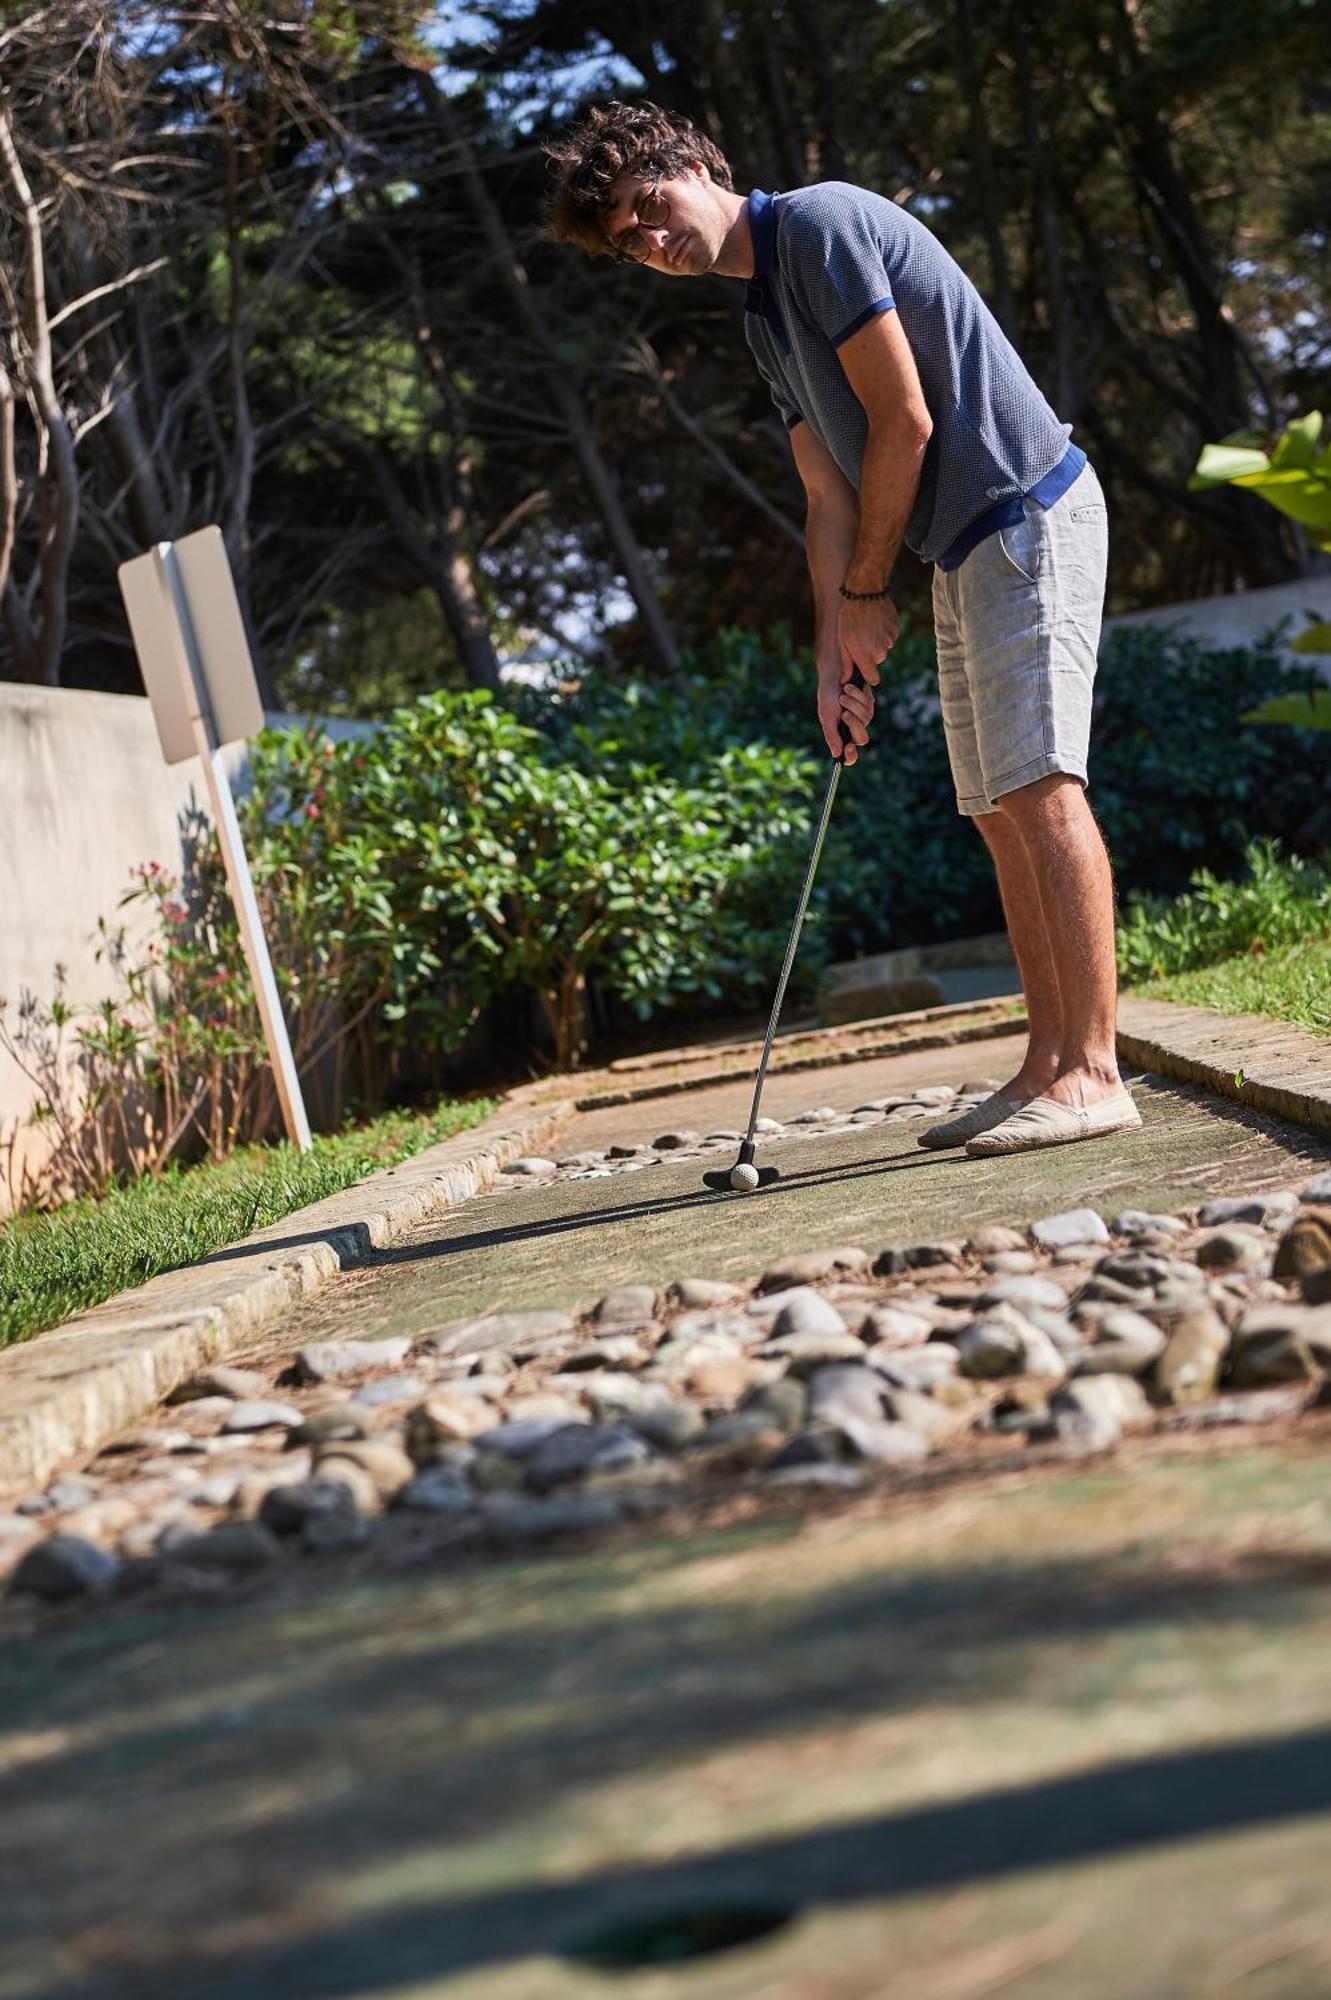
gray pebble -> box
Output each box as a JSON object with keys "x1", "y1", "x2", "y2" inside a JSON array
[
  {"x1": 758, "y1": 1248, "x2": 869, "y2": 1291},
  {"x1": 291, "y1": 1404, "x2": 373, "y2": 1447},
  {"x1": 222, "y1": 1400, "x2": 304, "y2": 1434},
  {"x1": 770, "y1": 1289, "x2": 848, "y2": 1340},
  {"x1": 294, "y1": 1338, "x2": 412, "y2": 1384},
  {"x1": 425, "y1": 1310, "x2": 574, "y2": 1361},
  {"x1": 651, "y1": 1131, "x2": 699, "y2": 1150},
  {"x1": 594, "y1": 1284, "x2": 658, "y2": 1324},
  {"x1": 858, "y1": 1304, "x2": 932, "y2": 1347},
  {"x1": 808, "y1": 1363, "x2": 890, "y2": 1429},
  {"x1": 352, "y1": 1374, "x2": 426, "y2": 1408},
  {"x1": 1195, "y1": 1230, "x2": 1269, "y2": 1272},
  {"x1": 737, "y1": 1378, "x2": 809, "y2": 1432},
  {"x1": 976, "y1": 1274, "x2": 1068, "y2": 1311},
  {"x1": 870, "y1": 1344, "x2": 961, "y2": 1390},
  {"x1": 10, "y1": 1535, "x2": 120, "y2": 1601},
  {"x1": 394, "y1": 1469, "x2": 476, "y2": 1513},
  {"x1": 1051, "y1": 1375, "x2": 1150, "y2": 1451},
  {"x1": 167, "y1": 1367, "x2": 270, "y2": 1405},
  {"x1": 525, "y1": 1423, "x2": 649, "y2": 1493},
  {"x1": 1030, "y1": 1208, "x2": 1110, "y2": 1250},
  {"x1": 504, "y1": 1156, "x2": 558, "y2": 1174},
  {"x1": 259, "y1": 1477, "x2": 365, "y2": 1537},
  {"x1": 1198, "y1": 1192, "x2": 1299, "y2": 1229},
  {"x1": 1111, "y1": 1211, "x2": 1187, "y2": 1238},
  {"x1": 1074, "y1": 1309, "x2": 1167, "y2": 1376},
  {"x1": 157, "y1": 1522, "x2": 282, "y2": 1572},
  {"x1": 670, "y1": 1277, "x2": 742, "y2": 1309}
]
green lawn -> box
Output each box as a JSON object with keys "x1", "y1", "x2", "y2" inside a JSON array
[
  {"x1": 1128, "y1": 933, "x2": 1331, "y2": 1038},
  {"x1": 0, "y1": 1095, "x2": 497, "y2": 1350}
]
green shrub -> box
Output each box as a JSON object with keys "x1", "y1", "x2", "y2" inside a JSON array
[
  {"x1": 341, "y1": 690, "x2": 816, "y2": 1068},
  {"x1": 1116, "y1": 838, "x2": 1331, "y2": 984},
  {"x1": 523, "y1": 617, "x2": 1331, "y2": 969}
]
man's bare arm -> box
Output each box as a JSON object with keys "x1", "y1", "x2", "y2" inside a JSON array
[
  {"x1": 791, "y1": 421, "x2": 859, "y2": 654},
  {"x1": 836, "y1": 306, "x2": 933, "y2": 593},
  {"x1": 790, "y1": 420, "x2": 876, "y2": 762}
]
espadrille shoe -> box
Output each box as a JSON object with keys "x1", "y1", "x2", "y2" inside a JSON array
[
  {"x1": 966, "y1": 1087, "x2": 1142, "y2": 1157},
  {"x1": 918, "y1": 1091, "x2": 1024, "y2": 1150}
]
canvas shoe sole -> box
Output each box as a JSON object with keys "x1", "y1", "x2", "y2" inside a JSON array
[
  {"x1": 918, "y1": 1091, "x2": 1023, "y2": 1150},
  {"x1": 966, "y1": 1088, "x2": 1143, "y2": 1157}
]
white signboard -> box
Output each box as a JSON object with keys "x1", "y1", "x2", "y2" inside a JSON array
[
  {"x1": 119, "y1": 525, "x2": 263, "y2": 764},
  {"x1": 117, "y1": 531, "x2": 310, "y2": 1151}
]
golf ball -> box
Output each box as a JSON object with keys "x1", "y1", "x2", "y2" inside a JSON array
[{"x1": 729, "y1": 1162, "x2": 761, "y2": 1192}]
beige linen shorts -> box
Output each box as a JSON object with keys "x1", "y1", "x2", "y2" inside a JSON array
[{"x1": 932, "y1": 463, "x2": 1109, "y2": 815}]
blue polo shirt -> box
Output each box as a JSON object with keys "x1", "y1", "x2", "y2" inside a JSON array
[{"x1": 742, "y1": 183, "x2": 1085, "y2": 569}]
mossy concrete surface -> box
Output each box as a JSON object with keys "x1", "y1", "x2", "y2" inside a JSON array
[
  {"x1": 1, "y1": 1434, "x2": 1329, "y2": 1996},
  {"x1": 278, "y1": 1047, "x2": 1331, "y2": 1350}
]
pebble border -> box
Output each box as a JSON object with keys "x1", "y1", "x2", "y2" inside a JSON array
[{"x1": 0, "y1": 1099, "x2": 573, "y2": 1504}]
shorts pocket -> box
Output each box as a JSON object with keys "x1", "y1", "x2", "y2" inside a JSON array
[
  {"x1": 997, "y1": 511, "x2": 1042, "y2": 584},
  {"x1": 1070, "y1": 501, "x2": 1108, "y2": 524}
]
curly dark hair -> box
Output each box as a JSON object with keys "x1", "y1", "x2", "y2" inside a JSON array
[{"x1": 541, "y1": 98, "x2": 734, "y2": 258}]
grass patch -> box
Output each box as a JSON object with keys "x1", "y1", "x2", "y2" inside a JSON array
[
  {"x1": 1127, "y1": 934, "x2": 1331, "y2": 1038},
  {"x1": 0, "y1": 1095, "x2": 497, "y2": 1350}
]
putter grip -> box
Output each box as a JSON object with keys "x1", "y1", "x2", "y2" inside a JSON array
[{"x1": 837, "y1": 665, "x2": 868, "y2": 752}]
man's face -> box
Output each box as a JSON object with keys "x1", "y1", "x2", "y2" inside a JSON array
[{"x1": 603, "y1": 161, "x2": 727, "y2": 275}]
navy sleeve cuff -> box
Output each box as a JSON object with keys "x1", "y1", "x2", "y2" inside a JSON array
[{"x1": 831, "y1": 297, "x2": 896, "y2": 349}]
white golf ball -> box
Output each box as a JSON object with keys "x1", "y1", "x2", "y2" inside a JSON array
[{"x1": 729, "y1": 1162, "x2": 761, "y2": 1192}]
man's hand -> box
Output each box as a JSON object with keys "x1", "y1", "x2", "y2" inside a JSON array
[
  {"x1": 839, "y1": 591, "x2": 899, "y2": 683},
  {"x1": 817, "y1": 653, "x2": 877, "y2": 765}
]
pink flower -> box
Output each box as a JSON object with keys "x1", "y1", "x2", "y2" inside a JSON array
[{"x1": 306, "y1": 802, "x2": 320, "y2": 820}]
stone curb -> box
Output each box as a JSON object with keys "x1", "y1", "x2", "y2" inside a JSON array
[
  {"x1": 572, "y1": 1014, "x2": 1030, "y2": 1110},
  {"x1": 522, "y1": 997, "x2": 1028, "y2": 1113},
  {"x1": 0, "y1": 1098, "x2": 573, "y2": 1504},
  {"x1": 1118, "y1": 996, "x2": 1331, "y2": 1135}
]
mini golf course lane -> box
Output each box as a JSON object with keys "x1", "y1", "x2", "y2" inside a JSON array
[{"x1": 278, "y1": 1065, "x2": 1331, "y2": 1351}]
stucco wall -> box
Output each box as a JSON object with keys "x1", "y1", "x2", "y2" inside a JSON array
[
  {"x1": 0, "y1": 685, "x2": 367, "y2": 1211},
  {"x1": 1104, "y1": 575, "x2": 1331, "y2": 671}
]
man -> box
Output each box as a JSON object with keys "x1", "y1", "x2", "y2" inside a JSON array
[{"x1": 543, "y1": 99, "x2": 1140, "y2": 1156}]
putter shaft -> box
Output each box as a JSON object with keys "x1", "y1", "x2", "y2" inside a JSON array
[{"x1": 741, "y1": 752, "x2": 844, "y2": 1148}]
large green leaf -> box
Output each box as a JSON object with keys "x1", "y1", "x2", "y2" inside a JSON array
[
  {"x1": 1242, "y1": 690, "x2": 1331, "y2": 731},
  {"x1": 1189, "y1": 442, "x2": 1272, "y2": 486}
]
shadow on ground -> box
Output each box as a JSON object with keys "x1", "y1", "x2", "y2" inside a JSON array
[{"x1": 2, "y1": 1439, "x2": 1330, "y2": 1998}]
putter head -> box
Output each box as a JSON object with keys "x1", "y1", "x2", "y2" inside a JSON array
[{"x1": 702, "y1": 1164, "x2": 781, "y2": 1193}]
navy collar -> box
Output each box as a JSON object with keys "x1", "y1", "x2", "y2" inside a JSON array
[{"x1": 745, "y1": 188, "x2": 788, "y2": 349}]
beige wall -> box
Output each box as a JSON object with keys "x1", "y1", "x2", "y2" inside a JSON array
[
  {"x1": 1105, "y1": 574, "x2": 1331, "y2": 673},
  {"x1": 0, "y1": 685, "x2": 366, "y2": 1211}
]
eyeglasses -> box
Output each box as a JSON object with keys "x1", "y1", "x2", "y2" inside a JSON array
[{"x1": 610, "y1": 178, "x2": 669, "y2": 264}]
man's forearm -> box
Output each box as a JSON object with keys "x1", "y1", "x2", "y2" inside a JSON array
[
  {"x1": 805, "y1": 489, "x2": 860, "y2": 655},
  {"x1": 843, "y1": 415, "x2": 931, "y2": 593}
]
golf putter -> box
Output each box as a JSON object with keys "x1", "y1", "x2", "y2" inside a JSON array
[{"x1": 704, "y1": 667, "x2": 867, "y2": 1195}]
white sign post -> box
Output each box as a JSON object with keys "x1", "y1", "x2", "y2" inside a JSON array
[{"x1": 118, "y1": 525, "x2": 312, "y2": 1152}]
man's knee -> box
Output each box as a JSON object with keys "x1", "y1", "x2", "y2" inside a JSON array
[{"x1": 994, "y1": 772, "x2": 1087, "y2": 824}]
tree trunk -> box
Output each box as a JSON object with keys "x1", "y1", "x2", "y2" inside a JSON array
[
  {"x1": 953, "y1": 0, "x2": 1017, "y2": 341},
  {"x1": 542, "y1": 966, "x2": 588, "y2": 1072},
  {"x1": 418, "y1": 74, "x2": 682, "y2": 679},
  {"x1": 366, "y1": 448, "x2": 502, "y2": 692},
  {"x1": 0, "y1": 105, "x2": 78, "y2": 685}
]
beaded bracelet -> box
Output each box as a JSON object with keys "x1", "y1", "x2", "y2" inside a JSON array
[{"x1": 838, "y1": 580, "x2": 893, "y2": 601}]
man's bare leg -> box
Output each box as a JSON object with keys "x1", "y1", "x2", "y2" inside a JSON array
[
  {"x1": 974, "y1": 807, "x2": 1063, "y2": 1101},
  {"x1": 993, "y1": 773, "x2": 1122, "y2": 1108}
]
